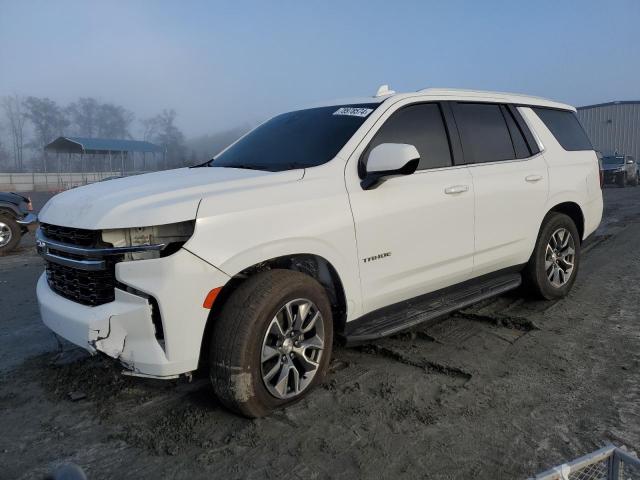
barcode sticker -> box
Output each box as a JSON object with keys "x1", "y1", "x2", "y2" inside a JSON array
[{"x1": 333, "y1": 107, "x2": 374, "y2": 117}]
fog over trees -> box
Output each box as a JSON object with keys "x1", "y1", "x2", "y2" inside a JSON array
[{"x1": 0, "y1": 95, "x2": 250, "y2": 172}]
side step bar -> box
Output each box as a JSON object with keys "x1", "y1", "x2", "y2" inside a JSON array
[{"x1": 343, "y1": 272, "x2": 522, "y2": 345}]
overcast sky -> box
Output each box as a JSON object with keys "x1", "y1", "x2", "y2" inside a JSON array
[{"x1": 1, "y1": 0, "x2": 639, "y2": 137}]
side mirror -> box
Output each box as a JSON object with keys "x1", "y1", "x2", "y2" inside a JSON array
[{"x1": 361, "y1": 143, "x2": 420, "y2": 190}]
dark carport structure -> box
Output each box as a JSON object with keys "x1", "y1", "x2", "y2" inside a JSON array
[{"x1": 44, "y1": 136, "x2": 165, "y2": 177}]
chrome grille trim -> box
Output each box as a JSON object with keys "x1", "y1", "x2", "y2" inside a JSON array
[{"x1": 36, "y1": 228, "x2": 166, "y2": 263}]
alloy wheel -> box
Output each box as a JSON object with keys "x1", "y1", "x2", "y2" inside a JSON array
[
  {"x1": 545, "y1": 227, "x2": 575, "y2": 288},
  {"x1": 0, "y1": 221, "x2": 12, "y2": 247},
  {"x1": 260, "y1": 298, "x2": 325, "y2": 399}
]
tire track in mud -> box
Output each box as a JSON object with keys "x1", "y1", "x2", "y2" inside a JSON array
[
  {"x1": 355, "y1": 343, "x2": 472, "y2": 380},
  {"x1": 452, "y1": 310, "x2": 539, "y2": 332}
]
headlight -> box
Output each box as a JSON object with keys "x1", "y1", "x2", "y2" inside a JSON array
[{"x1": 101, "y1": 220, "x2": 195, "y2": 261}]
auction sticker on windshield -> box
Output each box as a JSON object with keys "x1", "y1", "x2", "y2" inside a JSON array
[{"x1": 333, "y1": 107, "x2": 374, "y2": 117}]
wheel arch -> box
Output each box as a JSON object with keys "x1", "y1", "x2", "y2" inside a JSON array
[
  {"x1": 199, "y1": 253, "x2": 348, "y2": 368},
  {"x1": 547, "y1": 201, "x2": 585, "y2": 241},
  {"x1": 0, "y1": 202, "x2": 19, "y2": 217}
]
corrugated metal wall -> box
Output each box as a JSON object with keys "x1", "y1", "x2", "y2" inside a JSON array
[{"x1": 577, "y1": 102, "x2": 640, "y2": 160}]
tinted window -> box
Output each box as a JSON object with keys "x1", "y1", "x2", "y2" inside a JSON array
[
  {"x1": 508, "y1": 105, "x2": 541, "y2": 156},
  {"x1": 602, "y1": 156, "x2": 624, "y2": 165},
  {"x1": 453, "y1": 103, "x2": 515, "y2": 163},
  {"x1": 532, "y1": 108, "x2": 593, "y2": 151},
  {"x1": 501, "y1": 105, "x2": 531, "y2": 159},
  {"x1": 212, "y1": 104, "x2": 378, "y2": 172},
  {"x1": 363, "y1": 103, "x2": 452, "y2": 172}
]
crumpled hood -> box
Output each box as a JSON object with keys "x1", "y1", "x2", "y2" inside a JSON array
[{"x1": 38, "y1": 167, "x2": 304, "y2": 229}]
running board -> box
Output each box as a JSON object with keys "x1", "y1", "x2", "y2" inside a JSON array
[{"x1": 343, "y1": 272, "x2": 522, "y2": 344}]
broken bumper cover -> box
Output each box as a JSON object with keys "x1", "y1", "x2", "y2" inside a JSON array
[
  {"x1": 37, "y1": 274, "x2": 172, "y2": 374},
  {"x1": 17, "y1": 213, "x2": 38, "y2": 231},
  {"x1": 37, "y1": 248, "x2": 231, "y2": 378}
]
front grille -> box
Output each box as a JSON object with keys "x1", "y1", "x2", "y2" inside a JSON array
[
  {"x1": 45, "y1": 260, "x2": 116, "y2": 306},
  {"x1": 40, "y1": 223, "x2": 100, "y2": 247},
  {"x1": 41, "y1": 223, "x2": 117, "y2": 306}
]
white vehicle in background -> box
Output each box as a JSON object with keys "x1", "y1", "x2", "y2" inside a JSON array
[{"x1": 36, "y1": 86, "x2": 603, "y2": 417}]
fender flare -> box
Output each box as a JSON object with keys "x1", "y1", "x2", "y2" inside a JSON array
[{"x1": 0, "y1": 201, "x2": 20, "y2": 217}]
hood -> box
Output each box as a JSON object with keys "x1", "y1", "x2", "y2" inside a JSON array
[
  {"x1": 38, "y1": 167, "x2": 304, "y2": 229},
  {"x1": 0, "y1": 191, "x2": 28, "y2": 205}
]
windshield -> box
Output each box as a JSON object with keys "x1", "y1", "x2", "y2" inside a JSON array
[
  {"x1": 209, "y1": 104, "x2": 378, "y2": 172},
  {"x1": 602, "y1": 156, "x2": 624, "y2": 165}
]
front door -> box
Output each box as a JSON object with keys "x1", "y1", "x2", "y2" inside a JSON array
[{"x1": 346, "y1": 102, "x2": 475, "y2": 314}]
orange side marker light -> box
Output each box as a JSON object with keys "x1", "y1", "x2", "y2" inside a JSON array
[{"x1": 203, "y1": 287, "x2": 222, "y2": 309}]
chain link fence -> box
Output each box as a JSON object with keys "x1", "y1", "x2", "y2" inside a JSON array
[{"x1": 531, "y1": 445, "x2": 640, "y2": 480}]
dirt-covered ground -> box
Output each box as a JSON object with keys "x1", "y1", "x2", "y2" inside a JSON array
[{"x1": 1, "y1": 187, "x2": 640, "y2": 479}]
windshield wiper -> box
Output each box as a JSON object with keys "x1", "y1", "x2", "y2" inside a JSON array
[
  {"x1": 220, "y1": 164, "x2": 266, "y2": 171},
  {"x1": 195, "y1": 160, "x2": 304, "y2": 172},
  {"x1": 192, "y1": 158, "x2": 264, "y2": 170}
]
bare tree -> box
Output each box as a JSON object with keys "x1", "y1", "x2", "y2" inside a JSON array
[
  {"x1": 0, "y1": 131, "x2": 11, "y2": 171},
  {"x1": 142, "y1": 109, "x2": 186, "y2": 169},
  {"x1": 1, "y1": 95, "x2": 26, "y2": 171},
  {"x1": 66, "y1": 97, "x2": 99, "y2": 137},
  {"x1": 23, "y1": 96, "x2": 68, "y2": 172},
  {"x1": 141, "y1": 116, "x2": 159, "y2": 142},
  {"x1": 67, "y1": 98, "x2": 134, "y2": 139}
]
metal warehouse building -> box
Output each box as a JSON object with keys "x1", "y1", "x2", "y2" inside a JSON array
[{"x1": 577, "y1": 101, "x2": 640, "y2": 160}]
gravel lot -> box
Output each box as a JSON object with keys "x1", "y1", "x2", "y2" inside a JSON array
[{"x1": 1, "y1": 187, "x2": 639, "y2": 479}]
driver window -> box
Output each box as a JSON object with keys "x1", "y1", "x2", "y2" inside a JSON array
[{"x1": 360, "y1": 103, "x2": 452, "y2": 176}]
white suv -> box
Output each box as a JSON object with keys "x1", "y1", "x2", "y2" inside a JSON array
[{"x1": 36, "y1": 87, "x2": 603, "y2": 417}]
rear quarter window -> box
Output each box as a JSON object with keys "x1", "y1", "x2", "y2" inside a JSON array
[{"x1": 532, "y1": 108, "x2": 593, "y2": 151}]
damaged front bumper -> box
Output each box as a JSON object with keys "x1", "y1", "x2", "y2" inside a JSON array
[
  {"x1": 37, "y1": 247, "x2": 231, "y2": 379},
  {"x1": 37, "y1": 273, "x2": 178, "y2": 378}
]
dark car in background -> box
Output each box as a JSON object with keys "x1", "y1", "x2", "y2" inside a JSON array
[
  {"x1": 0, "y1": 192, "x2": 37, "y2": 255},
  {"x1": 601, "y1": 155, "x2": 639, "y2": 187}
]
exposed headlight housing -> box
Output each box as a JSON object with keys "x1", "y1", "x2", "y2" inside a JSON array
[{"x1": 102, "y1": 220, "x2": 195, "y2": 261}]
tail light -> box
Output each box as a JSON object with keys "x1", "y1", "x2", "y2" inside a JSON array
[
  {"x1": 596, "y1": 152, "x2": 604, "y2": 189},
  {"x1": 26, "y1": 197, "x2": 33, "y2": 211},
  {"x1": 599, "y1": 167, "x2": 604, "y2": 189}
]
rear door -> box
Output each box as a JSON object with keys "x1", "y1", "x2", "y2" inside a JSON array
[
  {"x1": 450, "y1": 102, "x2": 548, "y2": 275},
  {"x1": 346, "y1": 101, "x2": 475, "y2": 314}
]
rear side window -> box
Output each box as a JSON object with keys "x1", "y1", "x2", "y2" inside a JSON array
[
  {"x1": 362, "y1": 103, "x2": 452, "y2": 172},
  {"x1": 452, "y1": 103, "x2": 516, "y2": 163},
  {"x1": 532, "y1": 108, "x2": 593, "y2": 151}
]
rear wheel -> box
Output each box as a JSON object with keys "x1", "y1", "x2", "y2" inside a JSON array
[
  {"x1": 525, "y1": 213, "x2": 581, "y2": 300},
  {"x1": 0, "y1": 215, "x2": 20, "y2": 256},
  {"x1": 209, "y1": 269, "x2": 333, "y2": 417}
]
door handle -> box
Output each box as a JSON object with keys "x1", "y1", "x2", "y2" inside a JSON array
[
  {"x1": 525, "y1": 174, "x2": 543, "y2": 183},
  {"x1": 444, "y1": 185, "x2": 469, "y2": 195}
]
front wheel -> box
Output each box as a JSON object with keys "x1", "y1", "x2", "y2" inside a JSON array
[
  {"x1": 209, "y1": 269, "x2": 333, "y2": 417},
  {"x1": 524, "y1": 213, "x2": 581, "y2": 300},
  {"x1": 0, "y1": 216, "x2": 21, "y2": 256},
  {"x1": 617, "y1": 174, "x2": 627, "y2": 187}
]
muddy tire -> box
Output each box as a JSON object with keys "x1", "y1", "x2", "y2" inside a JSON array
[
  {"x1": 524, "y1": 213, "x2": 581, "y2": 300},
  {"x1": 209, "y1": 269, "x2": 333, "y2": 418},
  {"x1": 0, "y1": 215, "x2": 20, "y2": 256}
]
